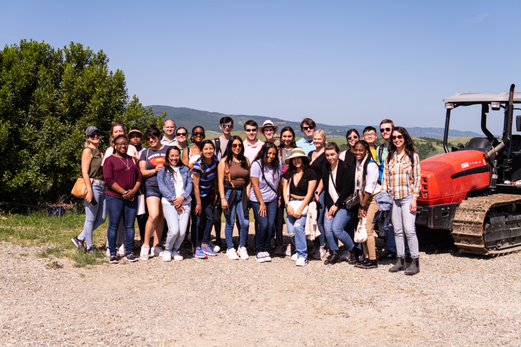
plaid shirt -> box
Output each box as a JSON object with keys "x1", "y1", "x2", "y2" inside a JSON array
[{"x1": 382, "y1": 152, "x2": 421, "y2": 200}]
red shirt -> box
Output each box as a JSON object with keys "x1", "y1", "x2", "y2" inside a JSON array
[{"x1": 103, "y1": 155, "x2": 142, "y2": 200}]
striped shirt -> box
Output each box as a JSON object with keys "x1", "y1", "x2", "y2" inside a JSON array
[
  {"x1": 192, "y1": 156, "x2": 218, "y2": 198},
  {"x1": 383, "y1": 152, "x2": 421, "y2": 200}
]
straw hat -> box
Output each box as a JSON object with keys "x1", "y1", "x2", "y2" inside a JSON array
[
  {"x1": 260, "y1": 120, "x2": 278, "y2": 133},
  {"x1": 285, "y1": 147, "x2": 309, "y2": 164}
]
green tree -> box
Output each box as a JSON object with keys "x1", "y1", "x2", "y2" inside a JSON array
[{"x1": 0, "y1": 40, "x2": 158, "y2": 205}]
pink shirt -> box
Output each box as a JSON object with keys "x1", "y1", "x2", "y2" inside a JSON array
[{"x1": 244, "y1": 139, "x2": 264, "y2": 165}]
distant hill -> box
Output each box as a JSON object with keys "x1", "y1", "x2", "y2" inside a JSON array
[{"x1": 150, "y1": 105, "x2": 480, "y2": 139}]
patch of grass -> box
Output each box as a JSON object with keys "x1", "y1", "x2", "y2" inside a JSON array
[
  {"x1": 72, "y1": 249, "x2": 107, "y2": 268},
  {"x1": 38, "y1": 247, "x2": 64, "y2": 258}
]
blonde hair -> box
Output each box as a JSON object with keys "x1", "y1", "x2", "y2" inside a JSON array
[{"x1": 313, "y1": 129, "x2": 327, "y2": 143}]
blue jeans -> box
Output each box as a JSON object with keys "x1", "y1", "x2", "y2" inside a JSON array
[
  {"x1": 106, "y1": 196, "x2": 138, "y2": 256},
  {"x1": 78, "y1": 184, "x2": 106, "y2": 248},
  {"x1": 224, "y1": 189, "x2": 250, "y2": 249},
  {"x1": 192, "y1": 196, "x2": 215, "y2": 248},
  {"x1": 252, "y1": 199, "x2": 278, "y2": 253},
  {"x1": 392, "y1": 195, "x2": 419, "y2": 259},
  {"x1": 324, "y1": 208, "x2": 355, "y2": 254},
  {"x1": 162, "y1": 198, "x2": 191, "y2": 252},
  {"x1": 287, "y1": 213, "x2": 307, "y2": 259}
]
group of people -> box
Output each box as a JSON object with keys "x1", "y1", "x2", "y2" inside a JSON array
[{"x1": 71, "y1": 115, "x2": 421, "y2": 275}]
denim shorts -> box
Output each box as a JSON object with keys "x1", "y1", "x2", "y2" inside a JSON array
[{"x1": 145, "y1": 185, "x2": 161, "y2": 199}]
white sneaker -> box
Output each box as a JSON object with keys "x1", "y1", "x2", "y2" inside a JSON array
[
  {"x1": 291, "y1": 253, "x2": 298, "y2": 261},
  {"x1": 117, "y1": 244, "x2": 125, "y2": 257},
  {"x1": 226, "y1": 248, "x2": 239, "y2": 260},
  {"x1": 256, "y1": 252, "x2": 267, "y2": 263},
  {"x1": 212, "y1": 244, "x2": 221, "y2": 253},
  {"x1": 140, "y1": 245, "x2": 150, "y2": 261},
  {"x1": 238, "y1": 246, "x2": 249, "y2": 260},
  {"x1": 151, "y1": 246, "x2": 163, "y2": 258},
  {"x1": 296, "y1": 256, "x2": 307, "y2": 267},
  {"x1": 172, "y1": 251, "x2": 183, "y2": 261},
  {"x1": 263, "y1": 252, "x2": 272, "y2": 262},
  {"x1": 162, "y1": 250, "x2": 172, "y2": 262}
]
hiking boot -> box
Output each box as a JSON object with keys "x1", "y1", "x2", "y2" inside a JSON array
[
  {"x1": 389, "y1": 257, "x2": 406, "y2": 272},
  {"x1": 71, "y1": 237, "x2": 84, "y2": 251},
  {"x1": 405, "y1": 258, "x2": 420, "y2": 276}
]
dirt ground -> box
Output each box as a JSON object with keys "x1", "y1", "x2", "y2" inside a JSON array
[{"x1": 1, "y1": 232, "x2": 520, "y2": 346}]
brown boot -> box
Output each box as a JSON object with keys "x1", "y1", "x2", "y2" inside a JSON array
[
  {"x1": 404, "y1": 258, "x2": 420, "y2": 276},
  {"x1": 389, "y1": 257, "x2": 405, "y2": 272}
]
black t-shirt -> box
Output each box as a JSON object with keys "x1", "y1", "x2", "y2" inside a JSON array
[
  {"x1": 285, "y1": 168, "x2": 317, "y2": 196},
  {"x1": 308, "y1": 151, "x2": 327, "y2": 182}
]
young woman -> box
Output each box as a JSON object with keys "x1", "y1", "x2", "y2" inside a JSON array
[
  {"x1": 175, "y1": 126, "x2": 189, "y2": 158},
  {"x1": 218, "y1": 136, "x2": 250, "y2": 260},
  {"x1": 71, "y1": 126, "x2": 106, "y2": 253},
  {"x1": 276, "y1": 126, "x2": 297, "y2": 256},
  {"x1": 191, "y1": 140, "x2": 219, "y2": 259},
  {"x1": 309, "y1": 129, "x2": 328, "y2": 259},
  {"x1": 318, "y1": 142, "x2": 357, "y2": 265},
  {"x1": 139, "y1": 126, "x2": 168, "y2": 260},
  {"x1": 250, "y1": 142, "x2": 282, "y2": 263},
  {"x1": 283, "y1": 147, "x2": 317, "y2": 267},
  {"x1": 182, "y1": 125, "x2": 205, "y2": 169},
  {"x1": 353, "y1": 140, "x2": 380, "y2": 269},
  {"x1": 103, "y1": 135, "x2": 142, "y2": 264},
  {"x1": 340, "y1": 128, "x2": 360, "y2": 166},
  {"x1": 383, "y1": 126, "x2": 421, "y2": 276},
  {"x1": 157, "y1": 146, "x2": 192, "y2": 262}
]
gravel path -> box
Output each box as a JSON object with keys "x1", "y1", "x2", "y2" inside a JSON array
[{"x1": 1, "y1": 241, "x2": 520, "y2": 346}]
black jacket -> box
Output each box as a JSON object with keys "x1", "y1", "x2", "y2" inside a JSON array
[{"x1": 320, "y1": 159, "x2": 356, "y2": 210}]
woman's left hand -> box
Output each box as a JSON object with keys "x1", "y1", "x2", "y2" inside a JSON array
[
  {"x1": 410, "y1": 198, "x2": 417, "y2": 214},
  {"x1": 173, "y1": 197, "x2": 184, "y2": 209}
]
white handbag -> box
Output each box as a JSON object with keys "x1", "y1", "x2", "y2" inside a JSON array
[{"x1": 354, "y1": 217, "x2": 368, "y2": 243}]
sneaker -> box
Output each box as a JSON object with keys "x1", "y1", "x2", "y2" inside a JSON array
[
  {"x1": 140, "y1": 245, "x2": 150, "y2": 261},
  {"x1": 212, "y1": 244, "x2": 221, "y2": 253},
  {"x1": 152, "y1": 246, "x2": 163, "y2": 258},
  {"x1": 285, "y1": 244, "x2": 293, "y2": 257},
  {"x1": 202, "y1": 245, "x2": 217, "y2": 257},
  {"x1": 226, "y1": 248, "x2": 239, "y2": 260},
  {"x1": 256, "y1": 253, "x2": 268, "y2": 263},
  {"x1": 296, "y1": 256, "x2": 307, "y2": 267},
  {"x1": 106, "y1": 247, "x2": 110, "y2": 258},
  {"x1": 355, "y1": 259, "x2": 378, "y2": 269},
  {"x1": 339, "y1": 250, "x2": 350, "y2": 262},
  {"x1": 124, "y1": 253, "x2": 138, "y2": 262},
  {"x1": 85, "y1": 247, "x2": 95, "y2": 254},
  {"x1": 162, "y1": 251, "x2": 172, "y2": 262},
  {"x1": 324, "y1": 253, "x2": 340, "y2": 265},
  {"x1": 109, "y1": 255, "x2": 119, "y2": 264},
  {"x1": 237, "y1": 246, "x2": 249, "y2": 260},
  {"x1": 71, "y1": 237, "x2": 84, "y2": 251},
  {"x1": 172, "y1": 250, "x2": 183, "y2": 261},
  {"x1": 117, "y1": 244, "x2": 125, "y2": 257},
  {"x1": 262, "y1": 251, "x2": 272, "y2": 262},
  {"x1": 291, "y1": 253, "x2": 298, "y2": 261},
  {"x1": 194, "y1": 248, "x2": 208, "y2": 259}
]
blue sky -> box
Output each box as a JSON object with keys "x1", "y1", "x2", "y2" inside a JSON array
[{"x1": 1, "y1": 0, "x2": 520, "y2": 133}]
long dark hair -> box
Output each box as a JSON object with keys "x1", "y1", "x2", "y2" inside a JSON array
[
  {"x1": 165, "y1": 146, "x2": 185, "y2": 174},
  {"x1": 387, "y1": 126, "x2": 416, "y2": 163},
  {"x1": 198, "y1": 139, "x2": 216, "y2": 171},
  {"x1": 288, "y1": 154, "x2": 310, "y2": 175},
  {"x1": 253, "y1": 142, "x2": 281, "y2": 178},
  {"x1": 224, "y1": 136, "x2": 248, "y2": 169},
  {"x1": 346, "y1": 128, "x2": 360, "y2": 149},
  {"x1": 279, "y1": 126, "x2": 296, "y2": 149}
]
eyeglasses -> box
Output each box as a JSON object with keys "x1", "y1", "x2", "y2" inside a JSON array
[
  {"x1": 380, "y1": 127, "x2": 392, "y2": 133},
  {"x1": 245, "y1": 129, "x2": 257, "y2": 133},
  {"x1": 302, "y1": 126, "x2": 314, "y2": 131},
  {"x1": 193, "y1": 132, "x2": 205, "y2": 137},
  {"x1": 146, "y1": 137, "x2": 158, "y2": 142},
  {"x1": 347, "y1": 136, "x2": 359, "y2": 140},
  {"x1": 232, "y1": 143, "x2": 243, "y2": 148},
  {"x1": 176, "y1": 132, "x2": 187, "y2": 136},
  {"x1": 115, "y1": 142, "x2": 128, "y2": 146},
  {"x1": 222, "y1": 124, "x2": 233, "y2": 129},
  {"x1": 364, "y1": 133, "x2": 376, "y2": 137},
  {"x1": 392, "y1": 135, "x2": 404, "y2": 140}
]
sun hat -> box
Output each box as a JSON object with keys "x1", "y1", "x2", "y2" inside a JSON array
[
  {"x1": 85, "y1": 126, "x2": 99, "y2": 137},
  {"x1": 285, "y1": 147, "x2": 309, "y2": 164},
  {"x1": 128, "y1": 129, "x2": 143, "y2": 137},
  {"x1": 260, "y1": 120, "x2": 278, "y2": 133}
]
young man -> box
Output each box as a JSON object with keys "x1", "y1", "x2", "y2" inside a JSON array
[
  {"x1": 214, "y1": 116, "x2": 234, "y2": 161},
  {"x1": 260, "y1": 120, "x2": 278, "y2": 145},
  {"x1": 128, "y1": 129, "x2": 147, "y2": 243},
  {"x1": 243, "y1": 120, "x2": 264, "y2": 165},
  {"x1": 296, "y1": 118, "x2": 316, "y2": 154},
  {"x1": 376, "y1": 118, "x2": 397, "y2": 259},
  {"x1": 362, "y1": 126, "x2": 378, "y2": 161},
  {"x1": 160, "y1": 119, "x2": 178, "y2": 147}
]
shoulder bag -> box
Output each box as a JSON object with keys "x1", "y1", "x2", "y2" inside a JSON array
[{"x1": 71, "y1": 177, "x2": 87, "y2": 199}]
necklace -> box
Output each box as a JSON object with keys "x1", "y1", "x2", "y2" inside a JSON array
[{"x1": 116, "y1": 155, "x2": 130, "y2": 171}]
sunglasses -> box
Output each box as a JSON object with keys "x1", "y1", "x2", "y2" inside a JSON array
[
  {"x1": 193, "y1": 132, "x2": 205, "y2": 137},
  {"x1": 347, "y1": 136, "x2": 359, "y2": 140},
  {"x1": 380, "y1": 127, "x2": 392, "y2": 133},
  {"x1": 392, "y1": 135, "x2": 404, "y2": 140},
  {"x1": 222, "y1": 124, "x2": 233, "y2": 129},
  {"x1": 302, "y1": 126, "x2": 314, "y2": 131},
  {"x1": 88, "y1": 133, "x2": 100, "y2": 138},
  {"x1": 245, "y1": 129, "x2": 257, "y2": 133},
  {"x1": 146, "y1": 137, "x2": 158, "y2": 142},
  {"x1": 176, "y1": 132, "x2": 187, "y2": 136},
  {"x1": 232, "y1": 143, "x2": 243, "y2": 148}
]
